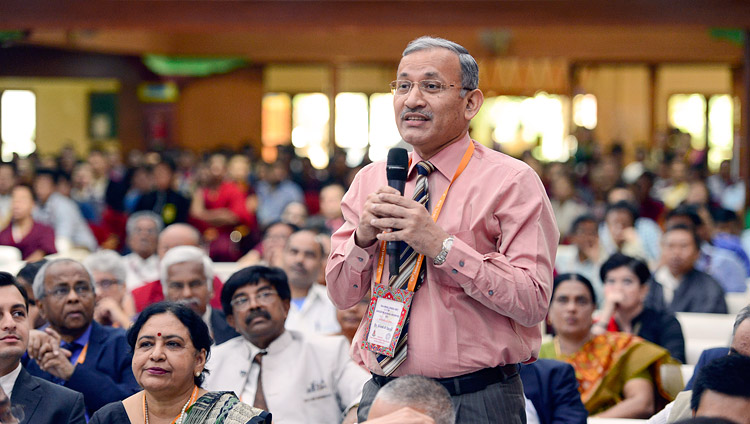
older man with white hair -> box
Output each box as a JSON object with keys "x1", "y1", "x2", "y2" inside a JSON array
[
  {"x1": 160, "y1": 245, "x2": 238, "y2": 344},
  {"x1": 122, "y1": 211, "x2": 162, "y2": 290}
]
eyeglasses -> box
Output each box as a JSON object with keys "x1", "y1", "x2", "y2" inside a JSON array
[
  {"x1": 45, "y1": 284, "x2": 94, "y2": 300},
  {"x1": 389, "y1": 80, "x2": 466, "y2": 96},
  {"x1": 552, "y1": 296, "x2": 593, "y2": 307},
  {"x1": 96, "y1": 279, "x2": 122, "y2": 290},
  {"x1": 230, "y1": 290, "x2": 278, "y2": 311}
]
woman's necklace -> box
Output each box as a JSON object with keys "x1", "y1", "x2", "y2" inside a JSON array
[{"x1": 143, "y1": 385, "x2": 199, "y2": 424}]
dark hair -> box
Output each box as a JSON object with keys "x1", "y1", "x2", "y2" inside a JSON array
[
  {"x1": 262, "y1": 220, "x2": 298, "y2": 236},
  {"x1": 156, "y1": 157, "x2": 177, "y2": 173},
  {"x1": 127, "y1": 302, "x2": 211, "y2": 387},
  {"x1": 674, "y1": 418, "x2": 743, "y2": 424},
  {"x1": 711, "y1": 207, "x2": 738, "y2": 225},
  {"x1": 0, "y1": 272, "x2": 29, "y2": 310},
  {"x1": 691, "y1": 354, "x2": 750, "y2": 411},
  {"x1": 221, "y1": 266, "x2": 291, "y2": 316},
  {"x1": 570, "y1": 214, "x2": 597, "y2": 235},
  {"x1": 34, "y1": 168, "x2": 59, "y2": 184},
  {"x1": 664, "y1": 224, "x2": 702, "y2": 250},
  {"x1": 599, "y1": 253, "x2": 651, "y2": 286},
  {"x1": 0, "y1": 161, "x2": 17, "y2": 175},
  {"x1": 666, "y1": 204, "x2": 703, "y2": 228},
  {"x1": 17, "y1": 259, "x2": 47, "y2": 287},
  {"x1": 605, "y1": 200, "x2": 639, "y2": 224},
  {"x1": 553, "y1": 273, "x2": 596, "y2": 305}
]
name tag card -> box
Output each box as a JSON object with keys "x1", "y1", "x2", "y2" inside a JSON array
[{"x1": 361, "y1": 284, "x2": 413, "y2": 357}]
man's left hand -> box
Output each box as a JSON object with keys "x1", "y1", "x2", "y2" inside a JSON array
[
  {"x1": 37, "y1": 347, "x2": 75, "y2": 381},
  {"x1": 370, "y1": 192, "x2": 449, "y2": 259}
]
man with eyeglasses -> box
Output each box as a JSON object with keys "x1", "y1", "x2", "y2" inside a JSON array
[
  {"x1": 326, "y1": 36, "x2": 558, "y2": 423},
  {"x1": 160, "y1": 245, "x2": 238, "y2": 345},
  {"x1": 24, "y1": 258, "x2": 139, "y2": 417},
  {"x1": 205, "y1": 265, "x2": 369, "y2": 423}
]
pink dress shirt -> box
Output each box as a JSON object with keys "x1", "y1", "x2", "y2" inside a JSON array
[{"x1": 326, "y1": 134, "x2": 559, "y2": 378}]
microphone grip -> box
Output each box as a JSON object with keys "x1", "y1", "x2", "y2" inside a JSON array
[{"x1": 386, "y1": 179, "x2": 405, "y2": 276}]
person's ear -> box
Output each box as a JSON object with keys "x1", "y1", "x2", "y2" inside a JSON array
[
  {"x1": 463, "y1": 89, "x2": 484, "y2": 121},
  {"x1": 226, "y1": 314, "x2": 236, "y2": 330},
  {"x1": 37, "y1": 299, "x2": 47, "y2": 321}
]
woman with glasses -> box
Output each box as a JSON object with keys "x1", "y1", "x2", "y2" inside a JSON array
[
  {"x1": 540, "y1": 273, "x2": 679, "y2": 419},
  {"x1": 83, "y1": 250, "x2": 136, "y2": 329},
  {"x1": 90, "y1": 302, "x2": 270, "y2": 424}
]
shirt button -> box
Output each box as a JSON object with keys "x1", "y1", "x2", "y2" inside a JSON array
[
  {"x1": 459, "y1": 260, "x2": 465, "y2": 267},
  {"x1": 488, "y1": 290, "x2": 494, "y2": 296},
  {"x1": 353, "y1": 284, "x2": 359, "y2": 288},
  {"x1": 451, "y1": 269, "x2": 457, "y2": 274},
  {"x1": 357, "y1": 257, "x2": 364, "y2": 262}
]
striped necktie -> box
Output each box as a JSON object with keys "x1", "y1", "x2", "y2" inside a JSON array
[{"x1": 377, "y1": 160, "x2": 435, "y2": 376}]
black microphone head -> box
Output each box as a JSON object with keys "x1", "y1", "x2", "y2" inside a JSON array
[{"x1": 386, "y1": 148, "x2": 409, "y2": 181}]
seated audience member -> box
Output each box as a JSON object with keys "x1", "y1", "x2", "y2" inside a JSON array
[
  {"x1": 160, "y1": 245, "x2": 238, "y2": 345},
  {"x1": 366, "y1": 375, "x2": 455, "y2": 424},
  {"x1": 599, "y1": 201, "x2": 649, "y2": 261},
  {"x1": 710, "y1": 208, "x2": 750, "y2": 281},
  {"x1": 595, "y1": 253, "x2": 686, "y2": 363},
  {"x1": 32, "y1": 169, "x2": 98, "y2": 252},
  {"x1": 606, "y1": 185, "x2": 663, "y2": 262},
  {"x1": 0, "y1": 161, "x2": 16, "y2": 229},
  {"x1": 237, "y1": 221, "x2": 297, "y2": 268},
  {"x1": 90, "y1": 302, "x2": 271, "y2": 424},
  {"x1": 690, "y1": 355, "x2": 750, "y2": 424},
  {"x1": 0, "y1": 185, "x2": 56, "y2": 261},
  {"x1": 205, "y1": 266, "x2": 369, "y2": 423},
  {"x1": 26, "y1": 258, "x2": 139, "y2": 416},
  {"x1": 0, "y1": 271, "x2": 86, "y2": 423},
  {"x1": 555, "y1": 214, "x2": 606, "y2": 305},
  {"x1": 280, "y1": 201, "x2": 308, "y2": 229},
  {"x1": 255, "y1": 160, "x2": 304, "y2": 228},
  {"x1": 307, "y1": 183, "x2": 346, "y2": 234},
  {"x1": 549, "y1": 173, "x2": 589, "y2": 241},
  {"x1": 645, "y1": 225, "x2": 727, "y2": 314},
  {"x1": 666, "y1": 205, "x2": 746, "y2": 294},
  {"x1": 647, "y1": 305, "x2": 750, "y2": 424},
  {"x1": 131, "y1": 223, "x2": 222, "y2": 312},
  {"x1": 83, "y1": 250, "x2": 135, "y2": 329},
  {"x1": 541, "y1": 273, "x2": 677, "y2": 418},
  {"x1": 134, "y1": 158, "x2": 190, "y2": 226},
  {"x1": 519, "y1": 359, "x2": 588, "y2": 424},
  {"x1": 121, "y1": 211, "x2": 162, "y2": 290},
  {"x1": 122, "y1": 165, "x2": 151, "y2": 213},
  {"x1": 707, "y1": 159, "x2": 745, "y2": 213},
  {"x1": 337, "y1": 296, "x2": 370, "y2": 344},
  {"x1": 16, "y1": 259, "x2": 47, "y2": 329},
  {"x1": 189, "y1": 153, "x2": 255, "y2": 262},
  {"x1": 282, "y1": 229, "x2": 340, "y2": 334}
]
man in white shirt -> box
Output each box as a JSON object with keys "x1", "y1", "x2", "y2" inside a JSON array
[
  {"x1": 160, "y1": 246, "x2": 238, "y2": 345},
  {"x1": 282, "y1": 229, "x2": 340, "y2": 334},
  {"x1": 0, "y1": 271, "x2": 85, "y2": 423},
  {"x1": 122, "y1": 211, "x2": 162, "y2": 290},
  {"x1": 205, "y1": 265, "x2": 369, "y2": 424}
]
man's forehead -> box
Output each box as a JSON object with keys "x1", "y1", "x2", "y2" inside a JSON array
[
  {"x1": 235, "y1": 280, "x2": 273, "y2": 295},
  {"x1": 397, "y1": 48, "x2": 460, "y2": 79},
  {"x1": 46, "y1": 262, "x2": 89, "y2": 283},
  {"x1": 167, "y1": 261, "x2": 205, "y2": 278}
]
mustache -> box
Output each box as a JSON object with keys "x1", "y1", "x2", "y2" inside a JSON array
[
  {"x1": 245, "y1": 309, "x2": 271, "y2": 325},
  {"x1": 400, "y1": 107, "x2": 433, "y2": 120},
  {"x1": 176, "y1": 298, "x2": 200, "y2": 307}
]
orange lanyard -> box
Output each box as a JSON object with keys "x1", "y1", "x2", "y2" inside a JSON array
[
  {"x1": 374, "y1": 141, "x2": 475, "y2": 292},
  {"x1": 76, "y1": 343, "x2": 88, "y2": 365}
]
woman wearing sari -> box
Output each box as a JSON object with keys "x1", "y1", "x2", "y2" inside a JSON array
[
  {"x1": 540, "y1": 273, "x2": 678, "y2": 418},
  {"x1": 91, "y1": 302, "x2": 270, "y2": 424}
]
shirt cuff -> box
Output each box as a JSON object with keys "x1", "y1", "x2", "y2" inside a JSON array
[
  {"x1": 343, "y1": 234, "x2": 379, "y2": 272},
  {"x1": 435, "y1": 235, "x2": 480, "y2": 286}
]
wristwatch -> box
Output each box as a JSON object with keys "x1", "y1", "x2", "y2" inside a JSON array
[{"x1": 433, "y1": 236, "x2": 454, "y2": 265}]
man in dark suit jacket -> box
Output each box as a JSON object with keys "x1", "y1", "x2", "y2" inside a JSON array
[
  {"x1": 520, "y1": 359, "x2": 588, "y2": 424},
  {"x1": 134, "y1": 159, "x2": 190, "y2": 226},
  {"x1": 160, "y1": 245, "x2": 238, "y2": 344},
  {"x1": 0, "y1": 271, "x2": 85, "y2": 424},
  {"x1": 25, "y1": 259, "x2": 139, "y2": 416}
]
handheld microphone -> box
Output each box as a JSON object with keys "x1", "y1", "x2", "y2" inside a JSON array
[{"x1": 386, "y1": 148, "x2": 408, "y2": 276}]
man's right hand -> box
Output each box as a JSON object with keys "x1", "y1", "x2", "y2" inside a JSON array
[
  {"x1": 27, "y1": 328, "x2": 59, "y2": 360},
  {"x1": 362, "y1": 407, "x2": 436, "y2": 424},
  {"x1": 355, "y1": 186, "x2": 401, "y2": 248}
]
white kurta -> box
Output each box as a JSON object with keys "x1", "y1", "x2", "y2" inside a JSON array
[
  {"x1": 285, "y1": 283, "x2": 341, "y2": 334},
  {"x1": 205, "y1": 330, "x2": 369, "y2": 424}
]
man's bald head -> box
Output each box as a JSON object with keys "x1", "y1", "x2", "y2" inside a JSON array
[{"x1": 157, "y1": 224, "x2": 201, "y2": 259}]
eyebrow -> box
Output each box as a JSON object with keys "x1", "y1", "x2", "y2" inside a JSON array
[
  {"x1": 398, "y1": 70, "x2": 440, "y2": 78},
  {"x1": 138, "y1": 334, "x2": 186, "y2": 342}
]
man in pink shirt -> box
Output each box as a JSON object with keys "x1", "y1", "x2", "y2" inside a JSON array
[{"x1": 326, "y1": 36, "x2": 558, "y2": 423}]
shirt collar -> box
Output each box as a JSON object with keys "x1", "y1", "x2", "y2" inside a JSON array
[
  {"x1": 244, "y1": 329, "x2": 293, "y2": 358},
  {"x1": 407, "y1": 133, "x2": 473, "y2": 181},
  {"x1": 0, "y1": 363, "x2": 21, "y2": 398},
  {"x1": 72, "y1": 323, "x2": 93, "y2": 347}
]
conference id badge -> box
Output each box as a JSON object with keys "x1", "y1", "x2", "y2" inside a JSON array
[{"x1": 360, "y1": 284, "x2": 413, "y2": 357}]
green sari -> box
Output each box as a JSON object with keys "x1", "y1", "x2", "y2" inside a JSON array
[{"x1": 184, "y1": 392, "x2": 271, "y2": 424}]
